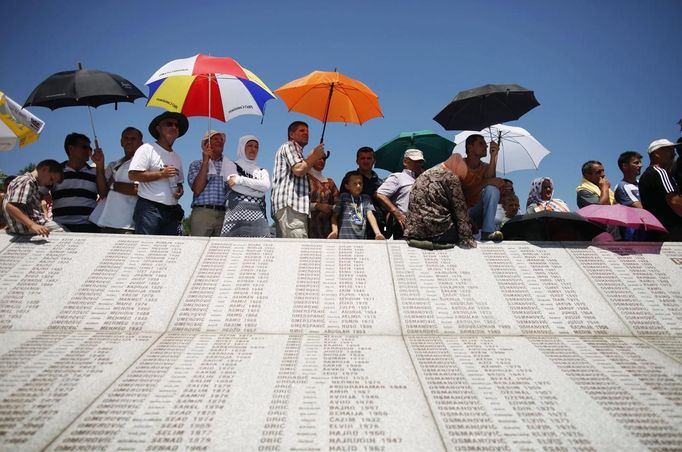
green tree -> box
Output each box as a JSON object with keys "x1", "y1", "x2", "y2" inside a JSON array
[{"x1": 17, "y1": 162, "x2": 36, "y2": 174}]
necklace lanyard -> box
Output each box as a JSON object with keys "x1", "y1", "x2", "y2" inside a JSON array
[{"x1": 350, "y1": 195, "x2": 364, "y2": 225}]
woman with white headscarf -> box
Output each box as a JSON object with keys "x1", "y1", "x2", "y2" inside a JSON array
[
  {"x1": 526, "y1": 177, "x2": 570, "y2": 213},
  {"x1": 220, "y1": 135, "x2": 271, "y2": 237}
]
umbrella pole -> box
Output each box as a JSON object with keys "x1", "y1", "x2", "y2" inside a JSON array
[
  {"x1": 208, "y1": 74, "x2": 212, "y2": 132},
  {"x1": 78, "y1": 62, "x2": 99, "y2": 148},
  {"x1": 498, "y1": 129, "x2": 504, "y2": 175},
  {"x1": 87, "y1": 106, "x2": 99, "y2": 148},
  {"x1": 319, "y1": 82, "x2": 335, "y2": 145}
]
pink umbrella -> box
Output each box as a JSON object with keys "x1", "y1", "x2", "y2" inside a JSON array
[{"x1": 577, "y1": 204, "x2": 667, "y2": 233}]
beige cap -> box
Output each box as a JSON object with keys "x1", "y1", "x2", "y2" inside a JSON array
[
  {"x1": 404, "y1": 148, "x2": 425, "y2": 161},
  {"x1": 202, "y1": 129, "x2": 226, "y2": 144}
]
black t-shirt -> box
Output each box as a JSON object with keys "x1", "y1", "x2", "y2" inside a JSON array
[{"x1": 639, "y1": 165, "x2": 682, "y2": 232}]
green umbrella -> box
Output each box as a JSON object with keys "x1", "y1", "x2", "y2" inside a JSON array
[{"x1": 375, "y1": 130, "x2": 455, "y2": 173}]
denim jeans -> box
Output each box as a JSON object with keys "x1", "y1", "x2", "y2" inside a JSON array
[
  {"x1": 468, "y1": 185, "x2": 500, "y2": 234},
  {"x1": 133, "y1": 197, "x2": 181, "y2": 235}
]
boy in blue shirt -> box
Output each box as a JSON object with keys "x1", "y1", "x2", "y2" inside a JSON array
[{"x1": 328, "y1": 171, "x2": 385, "y2": 240}]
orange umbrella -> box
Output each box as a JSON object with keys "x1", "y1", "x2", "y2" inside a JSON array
[{"x1": 275, "y1": 70, "x2": 383, "y2": 144}]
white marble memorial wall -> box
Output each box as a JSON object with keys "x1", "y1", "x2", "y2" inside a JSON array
[{"x1": 0, "y1": 234, "x2": 680, "y2": 451}]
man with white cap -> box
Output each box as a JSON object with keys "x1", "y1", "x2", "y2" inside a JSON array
[
  {"x1": 639, "y1": 138, "x2": 682, "y2": 241},
  {"x1": 375, "y1": 148, "x2": 424, "y2": 240},
  {"x1": 187, "y1": 129, "x2": 229, "y2": 236},
  {"x1": 128, "y1": 111, "x2": 188, "y2": 235}
]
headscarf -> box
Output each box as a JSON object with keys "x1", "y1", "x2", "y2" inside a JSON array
[
  {"x1": 235, "y1": 135, "x2": 260, "y2": 174},
  {"x1": 441, "y1": 153, "x2": 468, "y2": 178},
  {"x1": 308, "y1": 159, "x2": 328, "y2": 182},
  {"x1": 527, "y1": 177, "x2": 553, "y2": 206},
  {"x1": 527, "y1": 177, "x2": 570, "y2": 212},
  {"x1": 309, "y1": 167, "x2": 328, "y2": 182}
]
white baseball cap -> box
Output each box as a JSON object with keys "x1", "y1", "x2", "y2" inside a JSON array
[{"x1": 647, "y1": 138, "x2": 680, "y2": 154}]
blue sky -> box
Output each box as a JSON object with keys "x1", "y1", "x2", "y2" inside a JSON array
[{"x1": 1, "y1": 0, "x2": 680, "y2": 214}]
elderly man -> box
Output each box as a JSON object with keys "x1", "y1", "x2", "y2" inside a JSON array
[
  {"x1": 375, "y1": 148, "x2": 424, "y2": 240},
  {"x1": 187, "y1": 130, "x2": 228, "y2": 236},
  {"x1": 576, "y1": 160, "x2": 614, "y2": 207},
  {"x1": 129, "y1": 112, "x2": 188, "y2": 235},
  {"x1": 90, "y1": 127, "x2": 143, "y2": 233},
  {"x1": 271, "y1": 121, "x2": 326, "y2": 238},
  {"x1": 639, "y1": 139, "x2": 682, "y2": 241},
  {"x1": 51, "y1": 132, "x2": 107, "y2": 232}
]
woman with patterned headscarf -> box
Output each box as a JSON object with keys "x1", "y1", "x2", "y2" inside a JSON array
[
  {"x1": 526, "y1": 177, "x2": 570, "y2": 213},
  {"x1": 220, "y1": 135, "x2": 271, "y2": 237}
]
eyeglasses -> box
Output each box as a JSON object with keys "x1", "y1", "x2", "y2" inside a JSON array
[
  {"x1": 77, "y1": 143, "x2": 92, "y2": 151},
  {"x1": 161, "y1": 121, "x2": 179, "y2": 128}
]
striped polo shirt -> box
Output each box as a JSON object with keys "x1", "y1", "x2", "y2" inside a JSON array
[{"x1": 51, "y1": 162, "x2": 98, "y2": 226}]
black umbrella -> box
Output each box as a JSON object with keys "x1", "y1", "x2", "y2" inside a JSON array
[
  {"x1": 500, "y1": 211, "x2": 605, "y2": 242},
  {"x1": 24, "y1": 63, "x2": 145, "y2": 145},
  {"x1": 433, "y1": 83, "x2": 539, "y2": 131}
]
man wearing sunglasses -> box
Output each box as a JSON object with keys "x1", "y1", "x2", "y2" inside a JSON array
[
  {"x1": 129, "y1": 112, "x2": 189, "y2": 235},
  {"x1": 50, "y1": 132, "x2": 107, "y2": 232}
]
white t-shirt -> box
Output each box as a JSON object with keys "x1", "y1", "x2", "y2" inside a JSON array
[
  {"x1": 90, "y1": 158, "x2": 137, "y2": 230},
  {"x1": 129, "y1": 142, "x2": 183, "y2": 206}
]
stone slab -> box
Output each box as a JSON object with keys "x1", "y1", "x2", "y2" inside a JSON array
[
  {"x1": 0, "y1": 330, "x2": 159, "y2": 451},
  {"x1": 406, "y1": 335, "x2": 682, "y2": 451},
  {"x1": 169, "y1": 238, "x2": 401, "y2": 335},
  {"x1": 642, "y1": 336, "x2": 682, "y2": 362},
  {"x1": 1, "y1": 235, "x2": 681, "y2": 451},
  {"x1": 0, "y1": 231, "x2": 16, "y2": 253},
  {"x1": 389, "y1": 241, "x2": 630, "y2": 336},
  {"x1": 566, "y1": 243, "x2": 682, "y2": 336},
  {"x1": 47, "y1": 333, "x2": 443, "y2": 451},
  {"x1": 0, "y1": 234, "x2": 207, "y2": 332}
]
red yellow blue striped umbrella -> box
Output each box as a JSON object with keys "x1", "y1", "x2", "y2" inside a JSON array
[{"x1": 145, "y1": 54, "x2": 275, "y2": 122}]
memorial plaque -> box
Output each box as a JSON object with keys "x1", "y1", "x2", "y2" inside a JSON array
[
  {"x1": 170, "y1": 239, "x2": 400, "y2": 335},
  {"x1": 567, "y1": 243, "x2": 682, "y2": 336},
  {"x1": 407, "y1": 335, "x2": 682, "y2": 451},
  {"x1": 48, "y1": 333, "x2": 442, "y2": 451},
  {"x1": 389, "y1": 242, "x2": 628, "y2": 336},
  {"x1": 1, "y1": 235, "x2": 681, "y2": 451},
  {"x1": 0, "y1": 234, "x2": 207, "y2": 332},
  {"x1": 0, "y1": 330, "x2": 158, "y2": 451}
]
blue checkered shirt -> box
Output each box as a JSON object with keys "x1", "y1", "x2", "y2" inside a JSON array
[{"x1": 187, "y1": 159, "x2": 227, "y2": 207}]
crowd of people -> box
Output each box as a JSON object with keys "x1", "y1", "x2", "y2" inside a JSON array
[{"x1": 2, "y1": 111, "x2": 681, "y2": 247}]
